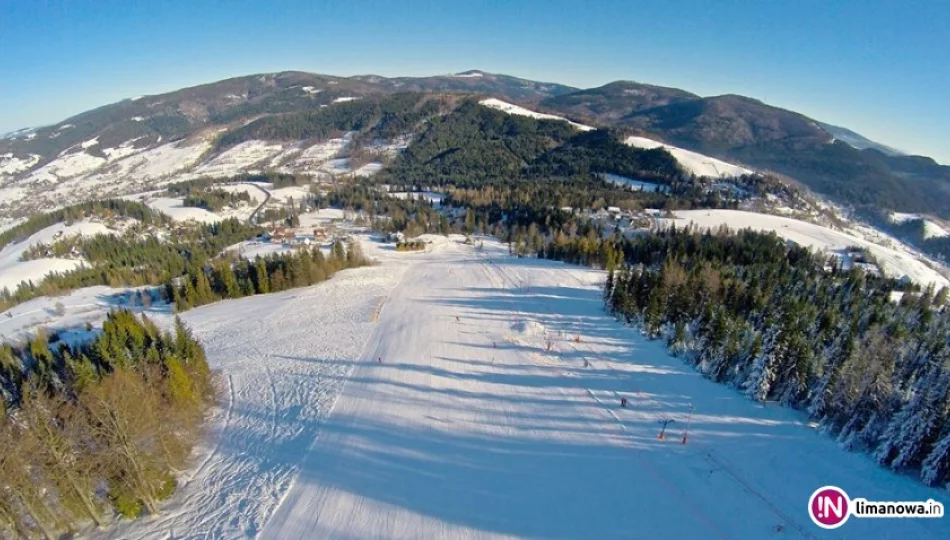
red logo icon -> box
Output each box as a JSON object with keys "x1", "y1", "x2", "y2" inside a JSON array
[{"x1": 808, "y1": 486, "x2": 851, "y2": 529}]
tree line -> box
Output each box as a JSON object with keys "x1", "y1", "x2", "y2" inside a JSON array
[
  {"x1": 0, "y1": 200, "x2": 173, "y2": 253},
  {"x1": 167, "y1": 240, "x2": 369, "y2": 312},
  {"x1": 0, "y1": 311, "x2": 214, "y2": 537},
  {"x1": 183, "y1": 189, "x2": 252, "y2": 212},
  {"x1": 582, "y1": 226, "x2": 950, "y2": 486}
]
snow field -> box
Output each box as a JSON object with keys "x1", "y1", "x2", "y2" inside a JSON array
[
  {"x1": 890, "y1": 212, "x2": 950, "y2": 239},
  {"x1": 479, "y1": 98, "x2": 595, "y2": 131},
  {"x1": 0, "y1": 219, "x2": 121, "y2": 293},
  {"x1": 598, "y1": 172, "x2": 671, "y2": 193},
  {"x1": 191, "y1": 140, "x2": 287, "y2": 178},
  {"x1": 0, "y1": 285, "x2": 164, "y2": 343},
  {"x1": 666, "y1": 209, "x2": 949, "y2": 288},
  {"x1": 0, "y1": 153, "x2": 41, "y2": 176},
  {"x1": 268, "y1": 186, "x2": 313, "y2": 205},
  {"x1": 624, "y1": 136, "x2": 753, "y2": 179},
  {"x1": 23, "y1": 151, "x2": 106, "y2": 184},
  {"x1": 145, "y1": 197, "x2": 222, "y2": 224},
  {"x1": 352, "y1": 162, "x2": 383, "y2": 176}
]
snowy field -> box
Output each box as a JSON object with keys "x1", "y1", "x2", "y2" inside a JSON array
[
  {"x1": 191, "y1": 140, "x2": 287, "y2": 178},
  {"x1": 0, "y1": 219, "x2": 122, "y2": 293},
  {"x1": 598, "y1": 172, "x2": 671, "y2": 193},
  {"x1": 666, "y1": 210, "x2": 949, "y2": 288},
  {"x1": 269, "y1": 186, "x2": 313, "y2": 205},
  {"x1": 81, "y1": 235, "x2": 948, "y2": 539},
  {"x1": 624, "y1": 136, "x2": 753, "y2": 179},
  {"x1": 352, "y1": 162, "x2": 383, "y2": 177},
  {"x1": 145, "y1": 197, "x2": 223, "y2": 224},
  {"x1": 0, "y1": 285, "x2": 164, "y2": 343},
  {"x1": 0, "y1": 153, "x2": 41, "y2": 176},
  {"x1": 479, "y1": 98, "x2": 595, "y2": 131}
]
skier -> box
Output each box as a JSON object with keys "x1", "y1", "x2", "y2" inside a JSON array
[
  {"x1": 456, "y1": 316, "x2": 460, "y2": 322},
  {"x1": 377, "y1": 356, "x2": 382, "y2": 363},
  {"x1": 621, "y1": 397, "x2": 627, "y2": 408}
]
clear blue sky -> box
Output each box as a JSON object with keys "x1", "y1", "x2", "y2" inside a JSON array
[{"x1": 1, "y1": 0, "x2": 947, "y2": 162}]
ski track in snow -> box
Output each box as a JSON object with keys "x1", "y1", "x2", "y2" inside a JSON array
[{"x1": 95, "y1": 236, "x2": 949, "y2": 540}]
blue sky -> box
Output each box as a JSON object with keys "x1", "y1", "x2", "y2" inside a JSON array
[{"x1": 1, "y1": 0, "x2": 947, "y2": 162}]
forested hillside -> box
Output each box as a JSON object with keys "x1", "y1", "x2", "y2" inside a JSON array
[
  {"x1": 216, "y1": 93, "x2": 453, "y2": 150},
  {"x1": 378, "y1": 100, "x2": 688, "y2": 189}
]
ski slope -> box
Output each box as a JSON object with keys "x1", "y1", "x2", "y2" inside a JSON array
[
  {"x1": 624, "y1": 136, "x2": 753, "y2": 179},
  {"x1": 479, "y1": 98, "x2": 595, "y2": 131},
  {"x1": 100, "y1": 235, "x2": 948, "y2": 539}
]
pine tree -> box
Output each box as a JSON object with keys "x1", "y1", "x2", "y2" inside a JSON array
[
  {"x1": 921, "y1": 425, "x2": 950, "y2": 486},
  {"x1": 253, "y1": 258, "x2": 270, "y2": 294},
  {"x1": 744, "y1": 327, "x2": 779, "y2": 402},
  {"x1": 194, "y1": 271, "x2": 214, "y2": 305}
]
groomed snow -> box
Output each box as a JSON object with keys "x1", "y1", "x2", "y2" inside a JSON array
[
  {"x1": 624, "y1": 136, "x2": 753, "y2": 179},
  {"x1": 87, "y1": 235, "x2": 948, "y2": 539},
  {"x1": 479, "y1": 98, "x2": 595, "y2": 131},
  {"x1": 666, "y1": 209, "x2": 949, "y2": 288}
]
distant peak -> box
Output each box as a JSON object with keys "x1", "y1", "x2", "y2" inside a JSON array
[{"x1": 452, "y1": 70, "x2": 487, "y2": 78}]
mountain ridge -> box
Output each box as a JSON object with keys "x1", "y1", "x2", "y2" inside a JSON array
[{"x1": 2, "y1": 69, "x2": 948, "y2": 218}]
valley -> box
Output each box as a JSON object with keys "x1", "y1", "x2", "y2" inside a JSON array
[{"x1": 1, "y1": 68, "x2": 950, "y2": 539}]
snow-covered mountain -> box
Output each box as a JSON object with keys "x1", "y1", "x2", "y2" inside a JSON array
[
  {"x1": 818, "y1": 121, "x2": 906, "y2": 156},
  {"x1": 2, "y1": 69, "x2": 949, "y2": 220}
]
